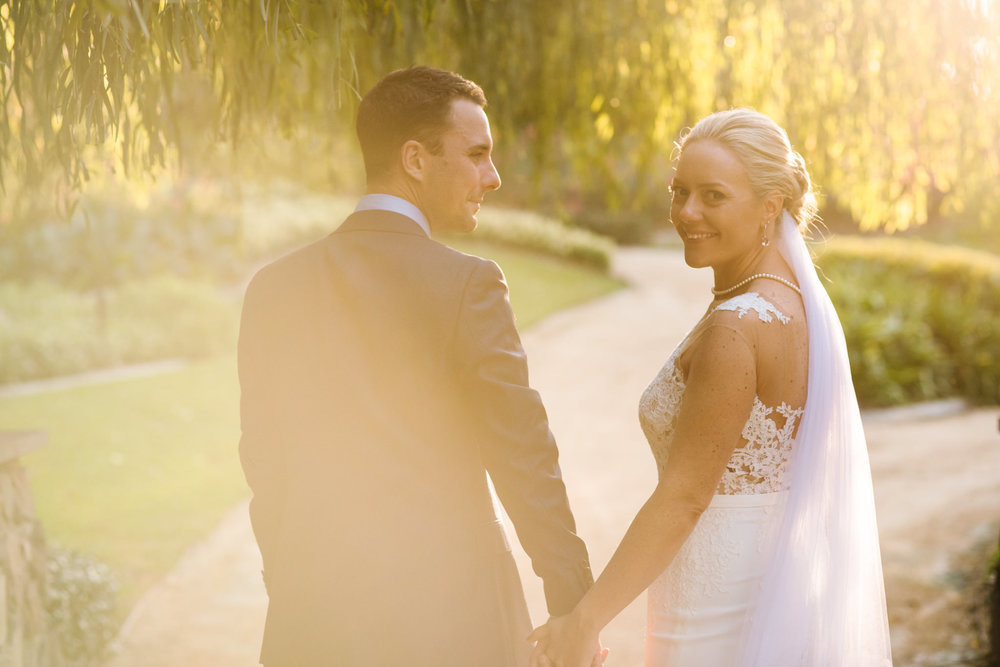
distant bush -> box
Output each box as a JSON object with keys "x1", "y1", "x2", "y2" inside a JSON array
[
  {"x1": 46, "y1": 546, "x2": 118, "y2": 667},
  {"x1": 238, "y1": 187, "x2": 617, "y2": 270},
  {"x1": 565, "y1": 207, "x2": 653, "y2": 246},
  {"x1": 816, "y1": 236, "x2": 1000, "y2": 406},
  {"x1": 0, "y1": 182, "x2": 615, "y2": 385},
  {"x1": 238, "y1": 183, "x2": 357, "y2": 259},
  {"x1": 238, "y1": 187, "x2": 618, "y2": 270},
  {"x1": 471, "y1": 207, "x2": 615, "y2": 270},
  {"x1": 3, "y1": 181, "x2": 616, "y2": 287},
  {"x1": 0, "y1": 179, "x2": 244, "y2": 288},
  {"x1": 0, "y1": 278, "x2": 237, "y2": 385}
]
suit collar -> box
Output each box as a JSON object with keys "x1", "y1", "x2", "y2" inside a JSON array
[
  {"x1": 354, "y1": 194, "x2": 430, "y2": 237},
  {"x1": 335, "y1": 209, "x2": 431, "y2": 238}
]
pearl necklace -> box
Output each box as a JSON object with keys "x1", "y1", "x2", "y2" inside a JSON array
[{"x1": 712, "y1": 272, "x2": 802, "y2": 296}]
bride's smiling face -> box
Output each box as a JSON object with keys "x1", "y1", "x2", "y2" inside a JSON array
[{"x1": 669, "y1": 139, "x2": 772, "y2": 274}]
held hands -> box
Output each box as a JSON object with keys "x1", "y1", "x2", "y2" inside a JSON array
[{"x1": 527, "y1": 612, "x2": 608, "y2": 667}]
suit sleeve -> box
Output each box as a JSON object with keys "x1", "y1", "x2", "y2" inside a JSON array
[
  {"x1": 237, "y1": 273, "x2": 288, "y2": 591},
  {"x1": 454, "y1": 259, "x2": 594, "y2": 616}
]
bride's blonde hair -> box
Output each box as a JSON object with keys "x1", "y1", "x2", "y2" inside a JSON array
[{"x1": 677, "y1": 108, "x2": 818, "y2": 233}]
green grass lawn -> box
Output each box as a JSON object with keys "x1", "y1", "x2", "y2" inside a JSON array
[
  {"x1": 447, "y1": 239, "x2": 623, "y2": 328},
  {"x1": 2, "y1": 356, "x2": 245, "y2": 619},
  {"x1": 0, "y1": 241, "x2": 623, "y2": 622}
]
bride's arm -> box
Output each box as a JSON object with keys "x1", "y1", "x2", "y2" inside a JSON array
[{"x1": 531, "y1": 322, "x2": 758, "y2": 666}]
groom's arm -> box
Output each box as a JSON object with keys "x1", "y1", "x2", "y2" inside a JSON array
[
  {"x1": 237, "y1": 271, "x2": 290, "y2": 591},
  {"x1": 455, "y1": 258, "x2": 593, "y2": 616}
]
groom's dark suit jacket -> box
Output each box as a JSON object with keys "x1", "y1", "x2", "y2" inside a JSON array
[{"x1": 238, "y1": 209, "x2": 593, "y2": 666}]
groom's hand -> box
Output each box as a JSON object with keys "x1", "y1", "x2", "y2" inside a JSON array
[
  {"x1": 529, "y1": 642, "x2": 607, "y2": 667},
  {"x1": 527, "y1": 614, "x2": 607, "y2": 667}
]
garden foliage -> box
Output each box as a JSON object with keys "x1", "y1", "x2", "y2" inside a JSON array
[
  {"x1": 817, "y1": 235, "x2": 1000, "y2": 406},
  {"x1": 0, "y1": 278, "x2": 237, "y2": 386},
  {"x1": 471, "y1": 207, "x2": 615, "y2": 270},
  {"x1": 46, "y1": 546, "x2": 118, "y2": 667},
  {"x1": 0, "y1": 187, "x2": 613, "y2": 385},
  {"x1": 0, "y1": 181, "x2": 244, "y2": 288}
]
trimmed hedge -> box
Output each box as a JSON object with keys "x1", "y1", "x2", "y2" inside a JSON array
[
  {"x1": 565, "y1": 207, "x2": 652, "y2": 246},
  {"x1": 0, "y1": 180, "x2": 244, "y2": 288},
  {"x1": 239, "y1": 187, "x2": 616, "y2": 272},
  {"x1": 468, "y1": 207, "x2": 615, "y2": 271},
  {"x1": 2, "y1": 183, "x2": 615, "y2": 285},
  {"x1": 0, "y1": 185, "x2": 615, "y2": 386},
  {"x1": 815, "y1": 235, "x2": 1000, "y2": 406},
  {"x1": 0, "y1": 278, "x2": 238, "y2": 385}
]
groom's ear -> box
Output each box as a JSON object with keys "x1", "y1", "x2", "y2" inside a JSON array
[{"x1": 400, "y1": 140, "x2": 427, "y2": 182}]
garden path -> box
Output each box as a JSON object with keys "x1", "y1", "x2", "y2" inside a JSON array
[{"x1": 102, "y1": 246, "x2": 1000, "y2": 667}]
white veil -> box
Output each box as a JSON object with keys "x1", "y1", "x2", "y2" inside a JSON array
[{"x1": 738, "y1": 211, "x2": 893, "y2": 666}]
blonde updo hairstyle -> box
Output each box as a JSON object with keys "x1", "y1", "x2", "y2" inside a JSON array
[{"x1": 677, "y1": 108, "x2": 818, "y2": 233}]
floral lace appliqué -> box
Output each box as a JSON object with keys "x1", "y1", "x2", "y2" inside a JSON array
[
  {"x1": 638, "y1": 356, "x2": 685, "y2": 471},
  {"x1": 715, "y1": 292, "x2": 790, "y2": 324},
  {"x1": 719, "y1": 400, "x2": 803, "y2": 494}
]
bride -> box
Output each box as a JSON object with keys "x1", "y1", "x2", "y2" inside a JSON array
[{"x1": 529, "y1": 109, "x2": 893, "y2": 666}]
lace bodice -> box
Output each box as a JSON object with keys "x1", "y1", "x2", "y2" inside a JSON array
[{"x1": 638, "y1": 293, "x2": 804, "y2": 495}]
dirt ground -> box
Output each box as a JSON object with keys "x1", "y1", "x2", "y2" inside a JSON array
[{"x1": 102, "y1": 246, "x2": 1000, "y2": 667}]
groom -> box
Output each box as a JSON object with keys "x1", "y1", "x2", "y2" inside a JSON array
[{"x1": 238, "y1": 66, "x2": 594, "y2": 665}]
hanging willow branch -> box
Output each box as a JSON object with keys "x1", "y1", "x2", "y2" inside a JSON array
[{"x1": 0, "y1": 0, "x2": 439, "y2": 217}]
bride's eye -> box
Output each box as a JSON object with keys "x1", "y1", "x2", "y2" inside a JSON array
[
  {"x1": 669, "y1": 185, "x2": 689, "y2": 200},
  {"x1": 705, "y1": 190, "x2": 726, "y2": 203}
]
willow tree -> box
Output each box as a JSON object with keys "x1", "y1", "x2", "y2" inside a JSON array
[
  {"x1": 512, "y1": 0, "x2": 1000, "y2": 231},
  {"x1": 2, "y1": 0, "x2": 998, "y2": 231},
  {"x1": 2, "y1": 2, "x2": 355, "y2": 216}
]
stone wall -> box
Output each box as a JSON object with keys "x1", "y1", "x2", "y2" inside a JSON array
[{"x1": 0, "y1": 432, "x2": 56, "y2": 667}]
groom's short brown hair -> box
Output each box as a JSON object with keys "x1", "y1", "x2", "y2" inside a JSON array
[{"x1": 356, "y1": 66, "x2": 487, "y2": 182}]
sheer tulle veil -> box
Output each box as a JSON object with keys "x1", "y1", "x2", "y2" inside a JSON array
[{"x1": 737, "y1": 212, "x2": 893, "y2": 666}]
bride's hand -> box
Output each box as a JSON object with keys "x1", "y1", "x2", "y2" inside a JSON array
[
  {"x1": 527, "y1": 622, "x2": 551, "y2": 667},
  {"x1": 527, "y1": 613, "x2": 606, "y2": 667}
]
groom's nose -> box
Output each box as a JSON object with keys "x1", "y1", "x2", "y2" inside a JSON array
[{"x1": 483, "y1": 158, "x2": 501, "y2": 191}]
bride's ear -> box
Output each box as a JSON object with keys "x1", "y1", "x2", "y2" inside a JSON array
[{"x1": 763, "y1": 192, "x2": 784, "y2": 222}]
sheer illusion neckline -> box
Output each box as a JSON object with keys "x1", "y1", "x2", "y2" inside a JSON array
[{"x1": 638, "y1": 292, "x2": 804, "y2": 495}]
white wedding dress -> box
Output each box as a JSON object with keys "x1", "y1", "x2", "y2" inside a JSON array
[
  {"x1": 639, "y1": 292, "x2": 802, "y2": 666},
  {"x1": 636, "y1": 214, "x2": 893, "y2": 667}
]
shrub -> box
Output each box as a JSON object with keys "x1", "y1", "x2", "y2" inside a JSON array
[
  {"x1": 238, "y1": 183, "x2": 358, "y2": 259},
  {"x1": 0, "y1": 185, "x2": 614, "y2": 385},
  {"x1": 235, "y1": 186, "x2": 617, "y2": 269},
  {"x1": 46, "y1": 546, "x2": 119, "y2": 667},
  {"x1": 0, "y1": 278, "x2": 238, "y2": 385},
  {"x1": 0, "y1": 180, "x2": 244, "y2": 288},
  {"x1": 815, "y1": 235, "x2": 1000, "y2": 406},
  {"x1": 470, "y1": 207, "x2": 615, "y2": 270},
  {"x1": 565, "y1": 207, "x2": 653, "y2": 246},
  {"x1": 239, "y1": 189, "x2": 617, "y2": 270}
]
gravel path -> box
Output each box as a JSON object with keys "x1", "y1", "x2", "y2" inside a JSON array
[{"x1": 102, "y1": 246, "x2": 1000, "y2": 666}]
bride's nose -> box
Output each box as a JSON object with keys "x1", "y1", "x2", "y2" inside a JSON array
[{"x1": 675, "y1": 197, "x2": 701, "y2": 223}]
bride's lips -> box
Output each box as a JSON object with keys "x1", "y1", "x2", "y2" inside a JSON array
[{"x1": 683, "y1": 230, "x2": 718, "y2": 241}]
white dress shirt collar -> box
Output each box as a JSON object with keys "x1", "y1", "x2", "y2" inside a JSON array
[{"x1": 354, "y1": 194, "x2": 430, "y2": 237}]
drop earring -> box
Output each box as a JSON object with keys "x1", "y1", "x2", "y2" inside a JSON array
[{"x1": 760, "y1": 220, "x2": 770, "y2": 247}]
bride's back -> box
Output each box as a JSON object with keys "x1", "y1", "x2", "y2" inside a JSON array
[{"x1": 679, "y1": 282, "x2": 808, "y2": 495}]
